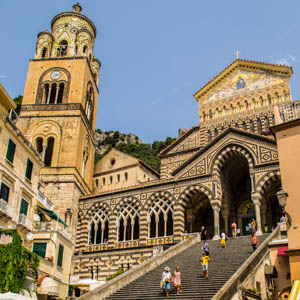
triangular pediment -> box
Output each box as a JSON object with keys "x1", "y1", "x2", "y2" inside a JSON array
[
  {"x1": 172, "y1": 128, "x2": 278, "y2": 179},
  {"x1": 194, "y1": 59, "x2": 292, "y2": 104},
  {"x1": 158, "y1": 126, "x2": 200, "y2": 156},
  {"x1": 94, "y1": 148, "x2": 139, "y2": 175}
]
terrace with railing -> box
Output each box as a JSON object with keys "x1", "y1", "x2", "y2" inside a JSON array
[
  {"x1": 34, "y1": 220, "x2": 73, "y2": 242},
  {"x1": 278, "y1": 101, "x2": 300, "y2": 124},
  {"x1": 18, "y1": 213, "x2": 33, "y2": 231},
  {"x1": 0, "y1": 198, "x2": 14, "y2": 219}
]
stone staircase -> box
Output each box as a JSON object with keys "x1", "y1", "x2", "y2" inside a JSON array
[{"x1": 105, "y1": 235, "x2": 269, "y2": 300}]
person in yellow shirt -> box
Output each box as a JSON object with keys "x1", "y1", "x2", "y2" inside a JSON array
[{"x1": 200, "y1": 252, "x2": 211, "y2": 279}]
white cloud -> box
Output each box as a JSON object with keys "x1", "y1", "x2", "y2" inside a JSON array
[
  {"x1": 272, "y1": 55, "x2": 297, "y2": 66},
  {"x1": 0, "y1": 75, "x2": 7, "y2": 78}
]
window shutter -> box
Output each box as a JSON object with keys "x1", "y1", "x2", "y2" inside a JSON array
[
  {"x1": 6, "y1": 139, "x2": 16, "y2": 163},
  {"x1": 0, "y1": 183, "x2": 10, "y2": 202},
  {"x1": 32, "y1": 242, "x2": 47, "y2": 258},
  {"x1": 19, "y1": 199, "x2": 29, "y2": 216},
  {"x1": 25, "y1": 159, "x2": 33, "y2": 180},
  {"x1": 57, "y1": 244, "x2": 64, "y2": 267}
]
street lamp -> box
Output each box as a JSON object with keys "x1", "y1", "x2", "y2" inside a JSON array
[
  {"x1": 276, "y1": 189, "x2": 292, "y2": 226},
  {"x1": 276, "y1": 189, "x2": 288, "y2": 210}
]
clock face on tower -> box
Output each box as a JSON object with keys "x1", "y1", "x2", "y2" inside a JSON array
[{"x1": 50, "y1": 71, "x2": 61, "y2": 80}]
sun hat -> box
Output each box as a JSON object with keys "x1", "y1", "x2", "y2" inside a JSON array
[{"x1": 165, "y1": 266, "x2": 170, "y2": 271}]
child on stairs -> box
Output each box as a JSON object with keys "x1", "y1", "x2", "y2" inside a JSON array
[{"x1": 200, "y1": 252, "x2": 211, "y2": 279}]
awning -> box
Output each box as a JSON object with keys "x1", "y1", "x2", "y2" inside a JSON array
[
  {"x1": 289, "y1": 280, "x2": 300, "y2": 300},
  {"x1": 38, "y1": 206, "x2": 68, "y2": 227},
  {"x1": 278, "y1": 246, "x2": 288, "y2": 256},
  {"x1": 39, "y1": 277, "x2": 59, "y2": 296}
]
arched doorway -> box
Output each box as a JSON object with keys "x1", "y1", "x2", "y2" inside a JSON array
[
  {"x1": 237, "y1": 200, "x2": 256, "y2": 235},
  {"x1": 220, "y1": 152, "x2": 252, "y2": 236},
  {"x1": 184, "y1": 191, "x2": 214, "y2": 239}
]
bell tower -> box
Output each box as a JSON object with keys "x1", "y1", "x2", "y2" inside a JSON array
[{"x1": 17, "y1": 3, "x2": 101, "y2": 234}]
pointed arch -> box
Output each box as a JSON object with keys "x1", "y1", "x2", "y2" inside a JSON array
[
  {"x1": 86, "y1": 202, "x2": 110, "y2": 245},
  {"x1": 115, "y1": 197, "x2": 141, "y2": 241},
  {"x1": 145, "y1": 191, "x2": 175, "y2": 238}
]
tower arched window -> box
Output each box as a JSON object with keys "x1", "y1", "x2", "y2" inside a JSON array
[
  {"x1": 57, "y1": 83, "x2": 64, "y2": 104},
  {"x1": 125, "y1": 172, "x2": 128, "y2": 181},
  {"x1": 242, "y1": 122, "x2": 247, "y2": 130},
  {"x1": 148, "y1": 197, "x2": 173, "y2": 238},
  {"x1": 37, "y1": 68, "x2": 70, "y2": 104},
  {"x1": 43, "y1": 83, "x2": 50, "y2": 104},
  {"x1": 83, "y1": 45, "x2": 87, "y2": 54},
  {"x1": 85, "y1": 84, "x2": 94, "y2": 124},
  {"x1": 110, "y1": 176, "x2": 113, "y2": 184},
  {"x1": 44, "y1": 137, "x2": 54, "y2": 167},
  {"x1": 118, "y1": 201, "x2": 139, "y2": 241},
  {"x1": 36, "y1": 137, "x2": 43, "y2": 155},
  {"x1": 57, "y1": 40, "x2": 68, "y2": 57},
  {"x1": 102, "y1": 178, "x2": 105, "y2": 186},
  {"x1": 49, "y1": 83, "x2": 57, "y2": 104},
  {"x1": 41, "y1": 47, "x2": 47, "y2": 58}
]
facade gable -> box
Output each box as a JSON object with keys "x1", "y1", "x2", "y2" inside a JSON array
[
  {"x1": 200, "y1": 69, "x2": 289, "y2": 105},
  {"x1": 173, "y1": 129, "x2": 278, "y2": 179},
  {"x1": 194, "y1": 59, "x2": 292, "y2": 103},
  {"x1": 94, "y1": 148, "x2": 139, "y2": 175}
]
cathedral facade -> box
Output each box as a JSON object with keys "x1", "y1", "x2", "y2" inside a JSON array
[
  {"x1": 75, "y1": 61, "x2": 291, "y2": 280},
  {"x1": 15, "y1": 4, "x2": 291, "y2": 283}
]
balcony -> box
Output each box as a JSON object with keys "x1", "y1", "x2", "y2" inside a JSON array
[
  {"x1": 18, "y1": 213, "x2": 32, "y2": 231},
  {"x1": 0, "y1": 199, "x2": 13, "y2": 219},
  {"x1": 37, "y1": 190, "x2": 54, "y2": 211},
  {"x1": 34, "y1": 221, "x2": 73, "y2": 242},
  {"x1": 278, "y1": 101, "x2": 300, "y2": 124}
]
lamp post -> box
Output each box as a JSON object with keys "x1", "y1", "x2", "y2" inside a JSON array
[
  {"x1": 276, "y1": 189, "x2": 292, "y2": 226},
  {"x1": 276, "y1": 189, "x2": 288, "y2": 210}
]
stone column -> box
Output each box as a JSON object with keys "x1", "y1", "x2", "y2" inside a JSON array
[
  {"x1": 252, "y1": 196, "x2": 262, "y2": 235},
  {"x1": 211, "y1": 201, "x2": 221, "y2": 240},
  {"x1": 223, "y1": 213, "x2": 229, "y2": 235}
]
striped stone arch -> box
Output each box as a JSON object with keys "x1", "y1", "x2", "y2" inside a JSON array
[
  {"x1": 144, "y1": 191, "x2": 176, "y2": 210},
  {"x1": 178, "y1": 184, "x2": 214, "y2": 208},
  {"x1": 256, "y1": 169, "x2": 281, "y2": 196},
  {"x1": 113, "y1": 196, "x2": 142, "y2": 215},
  {"x1": 85, "y1": 201, "x2": 112, "y2": 219},
  {"x1": 211, "y1": 144, "x2": 255, "y2": 177}
]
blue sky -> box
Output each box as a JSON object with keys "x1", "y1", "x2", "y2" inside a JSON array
[{"x1": 1, "y1": 1, "x2": 300, "y2": 143}]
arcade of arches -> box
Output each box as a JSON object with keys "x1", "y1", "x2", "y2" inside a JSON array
[{"x1": 79, "y1": 141, "x2": 283, "y2": 257}]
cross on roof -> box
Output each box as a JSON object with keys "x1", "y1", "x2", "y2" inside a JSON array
[{"x1": 234, "y1": 50, "x2": 240, "y2": 59}]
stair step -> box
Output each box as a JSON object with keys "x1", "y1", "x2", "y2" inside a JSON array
[{"x1": 105, "y1": 235, "x2": 269, "y2": 300}]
